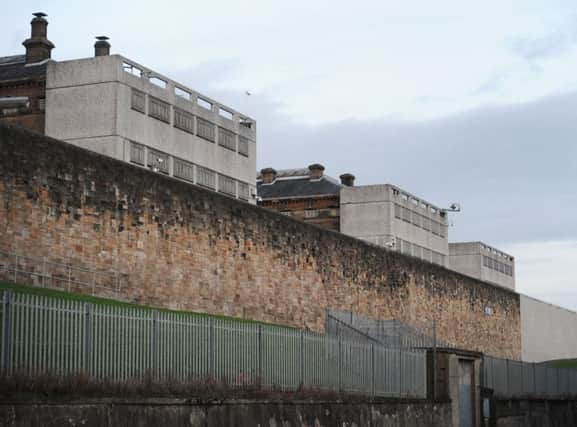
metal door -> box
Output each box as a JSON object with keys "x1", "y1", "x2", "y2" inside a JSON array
[{"x1": 459, "y1": 359, "x2": 473, "y2": 427}]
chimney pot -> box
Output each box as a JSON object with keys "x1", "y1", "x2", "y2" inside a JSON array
[
  {"x1": 308, "y1": 163, "x2": 325, "y2": 180},
  {"x1": 340, "y1": 173, "x2": 355, "y2": 187},
  {"x1": 260, "y1": 168, "x2": 277, "y2": 184},
  {"x1": 94, "y1": 36, "x2": 111, "y2": 57},
  {"x1": 22, "y1": 12, "x2": 54, "y2": 64}
]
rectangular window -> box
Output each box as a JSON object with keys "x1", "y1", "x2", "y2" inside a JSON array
[
  {"x1": 422, "y1": 216, "x2": 430, "y2": 231},
  {"x1": 219, "y1": 175, "x2": 236, "y2": 196},
  {"x1": 173, "y1": 158, "x2": 194, "y2": 182},
  {"x1": 197, "y1": 117, "x2": 215, "y2": 142},
  {"x1": 196, "y1": 166, "x2": 216, "y2": 189},
  {"x1": 394, "y1": 204, "x2": 401, "y2": 219},
  {"x1": 411, "y1": 210, "x2": 420, "y2": 227},
  {"x1": 238, "y1": 136, "x2": 249, "y2": 157},
  {"x1": 129, "y1": 141, "x2": 145, "y2": 165},
  {"x1": 197, "y1": 97, "x2": 213, "y2": 110},
  {"x1": 305, "y1": 209, "x2": 319, "y2": 218},
  {"x1": 238, "y1": 182, "x2": 250, "y2": 201},
  {"x1": 218, "y1": 127, "x2": 236, "y2": 151},
  {"x1": 422, "y1": 248, "x2": 431, "y2": 262},
  {"x1": 147, "y1": 148, "x2": 169, "y2": 174},
  {"x1": 174, "y1": 108, "x2": 194, "y2": 133},
  {"x1": 402, "y1": 207, "x2": 411, "y2": 223},
  {"x1": 219, "y1": 107, "x2": 234, "y2": 120},
  {"x1": 131, "y1": 89, "x2": 146, "y2": 113},
  {"x1": 148, "y1": 96, "x2": 170, "y2": 123},
  {"x1": 395, "y1": 237, "x2": 402, "y2": 251}
]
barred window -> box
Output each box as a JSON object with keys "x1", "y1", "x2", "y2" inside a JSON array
[
  {"x1": 149, "y1": 97, "x2": 170, "y2": 123},
  {"x1": 395, "y1": 238, "x2": 402, "y2": 251},
  {"x1": 401, "y1": 207, "x2": 410, "y2": 223},
  {"x1": 422, "y1": 248, "x2": 431, "y2": 262},
  {"x1": 238, "y1": 181, "x2": 250, "y2": 201},
  {"x1": 174, "y1": 108, "x2": 194, "y2": 134},
  {"x1": 219, "y1": 175, "x2": 236, "y2": 196},
  {"x1": 411, "y1": 210, "x2": 420, "y2": 227},
  {"x1": 238, "y1": 136, "x2": 249, "y2": 157},
  {"x1": 131, "y1": 89, "x2": 146, "y2": 113},
  {"x1": 394, "y1": 204, "x2": 401, "y2": 219},
  {"x1": 173, "y1": 158, "x2": 194, "y2": 182},
  {"x1": 422, "y1": 215, "x2": 430, "y2": 231},
  {"x1": 147, "y1": 148, "x2": 169, "y2": 174},
  {"x1": 129, "y1": 141, "x2": 145, "y2": 165},
  {"x1": 305, "y1": 209, "x2": 319, "y2": 218},
  {"x1": 197, "y1": 117, "x2": 215, "y2": 142},
  {"x1": 218, "y1": 127, "x2": 236, "y2": 151},
  {"x1": 196, "y1": 166, "x2": 216, "y2": 189}
]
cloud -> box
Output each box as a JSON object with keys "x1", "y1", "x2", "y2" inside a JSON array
[{"x1": 510, "y1": 18, "x2": 577, "y2": 62}]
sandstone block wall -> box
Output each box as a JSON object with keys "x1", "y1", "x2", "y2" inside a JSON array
[{"x1": 0, "y1": 124, "x2": 521, "y2": 358}]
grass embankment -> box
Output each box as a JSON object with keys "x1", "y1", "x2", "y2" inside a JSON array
[
  {"x1": 0, "y1": 281, "x2": 280, "y2": 327},
  {"x1": 548, "y1": 359, "x2": 577, "y2": 370}
]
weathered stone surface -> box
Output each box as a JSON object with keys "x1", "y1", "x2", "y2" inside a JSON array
[
  {"x1": 0, "y1": 398, "x2": 451, "y2": 427},
  {"x1": 0, "y1": 123, "x2": 521, "y2": 358}
]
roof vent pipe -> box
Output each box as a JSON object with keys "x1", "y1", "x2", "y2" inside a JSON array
[
  {"x1": 22, "y1": 12, "x2": 55, "y2": 64},
  {"x1": 340, "y1": 173, "x2": 355, "y2": 187},
  {"x1": 94, "y1": 36, "x2": 111, "y2": 57}
]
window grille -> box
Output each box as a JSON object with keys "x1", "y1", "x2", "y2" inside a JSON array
[
  {"x1": 196, "y1": 166, "x2": 216, "y2": 189},
  {"x1": 219, "y1": 175, "x2": 236, "y2": 196},
  {"x1": 147, "y1": 148, "x2": 169, "y2": 174},
  {"x1": 129, "y1": 141, "x2": 145, "y2": 165},
  {"x1": 174, "y1": 108, "x2": 194, "y2": 133},
  {"x1": 394, "y1": 204, "x2": 401, "y2": 219},
  {"x1": 238, "y1": 136, "x2": 249, "y2": 157},
  {"x1": 401, "y1": 207, "x2": 410, "y2": 223},
  {"x1": 174, "y1": 158, "x2": 194, "y2": 182},
  {"x1": 422, "y1": 216, "x2": 430, "y2": 231},
  {"x1": 197, "y1": 117, "x2": 215, "y2": 142},
  {"x1": 131, "y1": 89, "x2": 146, "y2": 113},
  {"x1": 238, "y1": 182, "x2": 250, "y2": 201},
  {"x1": 149, "y1": 96, "x2": 170, "y2": 123},
  {"x1": 218, "y1": 127, "x2": 236, "y2": 151}
]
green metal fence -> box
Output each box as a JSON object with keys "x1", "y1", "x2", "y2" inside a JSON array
[{"x1": 0, "y1": 291, "x2": 427, "y2": 398}]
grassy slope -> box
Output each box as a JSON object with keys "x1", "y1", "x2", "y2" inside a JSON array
[{"x1": 0, "y1": 281, "x2": 280, "y2": 327}]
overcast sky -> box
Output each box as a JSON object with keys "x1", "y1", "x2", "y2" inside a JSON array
[{"x1": 3, "y1": 1, "x2": 577, "y2": 310}]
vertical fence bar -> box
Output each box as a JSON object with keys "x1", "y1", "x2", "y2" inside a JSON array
[
  {"x1": 209, "y1": 317, "x2": 215, "y2": 379},
  {"x1": 338, "y1": 337, "x2": 342, "y2": 393},
  {"x1": 371, "y1": 343, "x2": 375, "y2": 398},
  {"x1": 432, "y1": 320, "x2": 437, "y2": 400},
  {"x1": 1, "y1": 292, "x2": 11, "y2": 374},
  {"x1": 299, "y1": 330, "x2": 304, "y2": 388},
  {"x1": 257, "y1": 324, "x2": 262, "y2": 388},
  {"x1": 84, "y1": 303, "x2": 92, "y2": 377},
  {"x1": 151, "y1": 310, "x2": 158, "y2": 380}
]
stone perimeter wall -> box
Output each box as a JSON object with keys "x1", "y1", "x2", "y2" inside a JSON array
[
  {"x1": 0, "y1": 124, "x2": 521, "y2": 358},
  {"x1": 0, "y1": 398, "x2": 451, "y2": 427}
]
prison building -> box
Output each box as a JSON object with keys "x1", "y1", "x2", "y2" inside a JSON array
[
  {"x1": 257, "y1": 165, "x2": 351, "y2": 231},
  {"x1": 449, "y1": 242, "x2": 515, "y2": 290},
  {"x1": 0, "y1": 13, "x2": 257, "y2": 203},
  {"x1": 340, "y1": 184, "x2": 449, "y2": 267}
]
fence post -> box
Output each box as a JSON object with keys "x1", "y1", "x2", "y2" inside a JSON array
[
  {"x1": 209, "y1": 317, "x2": 215, "y2": 380},
  {"x1": 151, "y1": 310, "x2": 159, "y2": 380},
  {"x1": 257, "y1": 324, "x2": 262, "y2": 389},
  {"x1": 338, "y1": 337, "x2": 342, "y2": 393},
  {"x1": 84, "y1": 303, "x2": 92, "y2": 377},
  {"x1": 532, "y1": 363, "x2": 536, "y2": 395},
  {"x1": 506, "y1": 359, "x2": 510, "y2": 396},
  {"x1": 299, "y1": 330, "x2": 304, "y2": 389},
  {"x1": 371, "y1": 343, "x2": 375, "y2": 398},
  {"x1": 1, "y1": 291, "x2": 11, "y2": 374}
]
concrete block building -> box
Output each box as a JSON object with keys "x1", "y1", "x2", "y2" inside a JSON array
[
  {"x1": 340, "y1": 184, "x2": 450, "y2": 267},
  {"x1": 449, "y1": 242, "x2": 515, "y2": 290},
  {"x1": 0, "y1": 14, "x2": 257, "y2": 203}
]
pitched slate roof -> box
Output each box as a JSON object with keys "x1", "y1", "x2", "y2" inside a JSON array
[
  {"x1": 257, "y1": 169, "x2": 342, "y2": 199},
  {"x1": 0, "y1": 55, "x2": 47, "y2": 84}
]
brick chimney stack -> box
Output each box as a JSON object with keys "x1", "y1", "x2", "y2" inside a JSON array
[
  {"x1": 22, "y1": 12, "x2": 55, "y2": 64},
  {"x1": 340, "y1": 173, "x2": 355, "y2": 187},
  {"x1": 94, "y1": 36, "x2": 111, "y2": 57},
  {"x1": 308, "y1": 163, "x2": 325, "y2": 180},
  {"x1": 260, "y1": 168, "x2": 277, "y2": 184}
]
